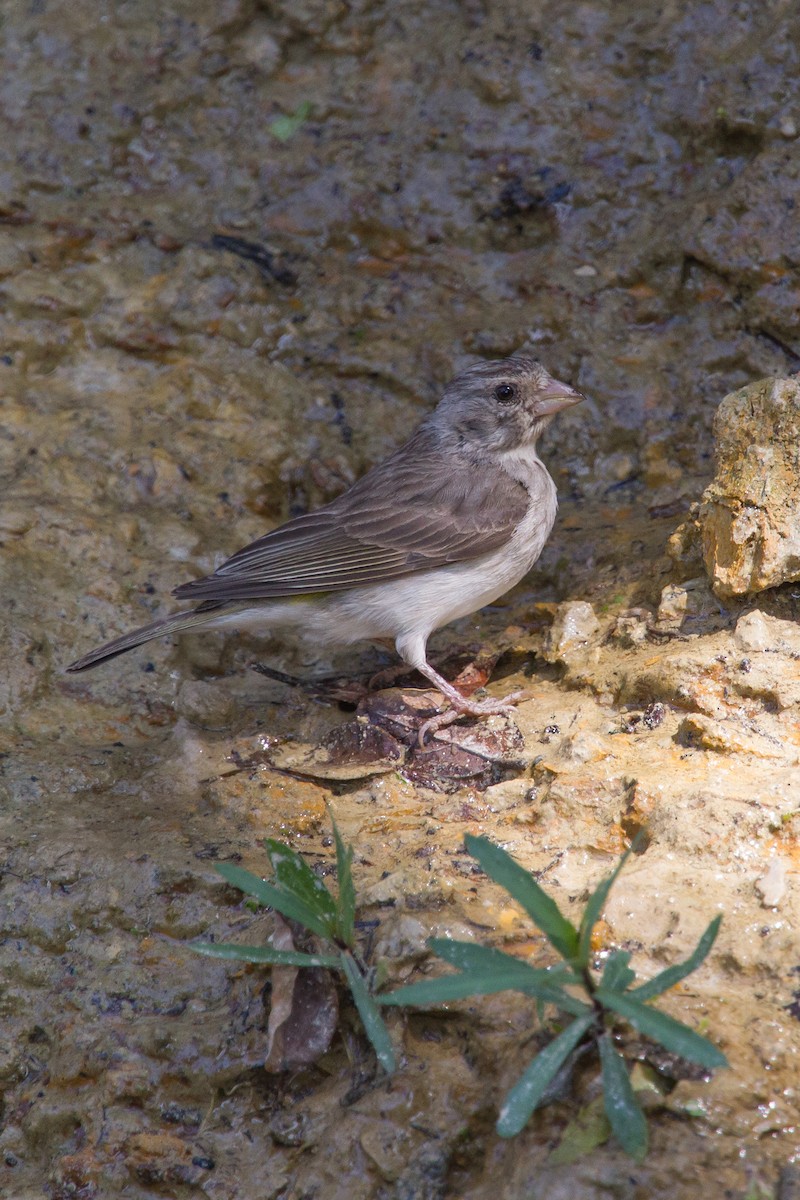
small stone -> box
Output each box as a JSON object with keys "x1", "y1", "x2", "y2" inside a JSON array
[
  {"x1": 610, "y1": 614, "x2": 649, "y2": 647},
  {"x1": 656, "y1": 583, "x2": 689, "y2": 630},
  {"x1": 755, "y1": 857, "x2": 787, "y2": 908},
  {"x1": 734, "y1": 610, "x2": 800, "y2": 656},
  {"x1": 482, "y1": 778, "x2": 530, "y2": 810},
  {"x1": 175, "y1": 680, "x2": 235, "y2": 729},
  {"x1": 604, "y1": 451, "x2": 637, "y2": 482},
  {"x1": 237, "y1": 24, "x2": 282, "y2": 73},
  {"x1": 666, "y1": 504, "x2": 704, "y2": 573},
  {"x1": 642, "y1": 702, "x2": 666, "y2": 729},
  {"x1": 372, "y1": 914, "x2": 429, "y2": 961},
  {"x1": 654, "y1": 577, "x2": 712, "y2": 632},
  {"x1": 678, "y1": 713, "x2": 786, "y2": 759},
  {"x1": 557, "y1": 729, "x2": 610, "y2": 765},
  {"x1": 544, "y1": 600, "x2": 600, "y2": 663}
]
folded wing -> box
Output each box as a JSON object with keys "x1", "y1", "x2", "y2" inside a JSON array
[{"x1": 173, "y1": 428, "x2": 528, "y2": 605}]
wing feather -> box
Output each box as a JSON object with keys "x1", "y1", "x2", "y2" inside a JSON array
[{"x1": 173, "y1": 427, "x2": 529, "y2": 605}]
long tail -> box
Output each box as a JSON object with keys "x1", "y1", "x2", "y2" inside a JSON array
[{"x1": 65, "y1": 609, "x2": 220, "y2": 672}]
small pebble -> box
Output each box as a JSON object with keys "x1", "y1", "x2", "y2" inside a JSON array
[{"x1": 755, "y1": 857, "x2": 787, "y2": 909}]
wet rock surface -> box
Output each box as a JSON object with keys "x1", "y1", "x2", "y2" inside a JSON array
[{"x1": 2, "y1": 1, "x2": 800, "y2": 1197}]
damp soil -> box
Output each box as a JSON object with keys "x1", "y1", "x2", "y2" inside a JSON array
[{"x1": 2, "y1": 2, "x2": 800, "y2": 1197}]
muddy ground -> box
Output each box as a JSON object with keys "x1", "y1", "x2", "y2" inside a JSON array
[{"x1": 2, "y1": 1, "x2": 800, "y2": 1196}]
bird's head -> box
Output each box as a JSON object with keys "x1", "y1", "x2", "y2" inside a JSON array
[{"x1": 432, "y1": 355, "x2": 583, "y2": 452}]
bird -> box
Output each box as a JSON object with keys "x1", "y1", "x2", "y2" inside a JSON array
[{"x1": 67, "y1": 355, "x2": 583, "y2": 738}]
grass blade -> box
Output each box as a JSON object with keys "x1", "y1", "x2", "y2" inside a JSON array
[
  {"x1": 191, "y1": 941, "x2": 340, "y2": 968},
  {"x1": 214, "y1": 862, "x2": 334, "y2": 940},
  {"x1": 264, "y1": 839, "x2": 337, "y2": 927},
  {"x1": 464, "y1": 834, "x2": 579, "y2": 961},
  {"x1": 595, "y1": 988, "x2": 728, "y2": 1069},
  {"x1": 576, "y1": 849, "x2": 631, "y2": 968},
  {"x1": 630, "y1": 916, "x2": 722, "y2": 1002},
  {"x1": 431, "y1": 940, "x2": 587, "y2": 1011},
  {"x1": 331, "y1": 819, "x2": 356, "y2": 947},
  {"x1": 598, "y1": 1035, "x2": 648, "y2": 1160},
  {"x1": 600, "y1": 950, "x2": 636, "y2": 993},
  {"x1": 381, "y1": 941, "x2": 590, "y2": 1014},
  {"x1": 340, "y1": 951, "x2": 396, "y2": 1074},
  {"x1": 429, "y1": 939, "x2": 576, "y2": 984},
  {"x1": 380, "y1": 972, "x2": 586, "y2": 1012},
  {"x1": 497, "y1": 1011, "x2": 596, "y2": 1137}
]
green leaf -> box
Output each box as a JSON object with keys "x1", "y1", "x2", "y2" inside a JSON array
[
  {"x1": 190, "y1": 941, "x2": 339, "y2": 968},
  {"x1": 340, "y1": 951, "x2": 396, "y2": 1074},
  {"x1": 269, "y1": 101, "x2": 312, "y2": 142},
  {"x1": 331, "y1": 819, "x2": 356, "y2": 948},
  {"x1": 600, "y1": 949, "x2": 636, "y2": 993},
  {"x1": 598, "y1": 1035, "x2": 648, "y2": 1160},
  {"x1": 577, "y1": 849, "x2": 632, "y2": 968},
  {"x1": 631, "y1": 916, "x2": 722, "y2": 1002},
  {"x1": 496, "y1": 1012, "x2": 596, "y2": 1137},
  {"x1": 264, "y1": 838, "x2": 337, "y2": 925},
  {"x1": 431, "y1": 940, "x2": 587, "y2": 1011},
  {"x1": 595, "y1": 988, "x2": 728, "y2": 1070},
  {"x1": 430, "y1": 939, "x2": 577, "y2": 986},
  {"x1": 464, "y1": 834, "x2": 579, "y2": 961},
  {"x1": 214, "y1": 862, "x2": 334, "y2": 941},
  {"x1": 380, "y1": 941, "x2": 590, "y2": 1015}
]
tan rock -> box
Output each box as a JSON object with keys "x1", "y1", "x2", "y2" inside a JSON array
[
  {"x1": 678, "y1": 712, "x2": 789, "y2": 759},
  {"x1": 698, "y1": 377, "x2": 800, "y2": 598},
  {"x1": 543, "y1": 600, "x2": 601, "y2": 665},
  {"x1": 654, "y1": 576, "x2": 715, "y2": 632},
  {"x1": 734, "y1": 609, "x2": 800, "y2": 656},
  {"x1": 755, "y1": 857, "x2": 788, "y2": 909}
]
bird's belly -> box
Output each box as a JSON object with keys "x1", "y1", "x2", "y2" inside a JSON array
[
  {"x1": 357, "y1": 558, "x2": 518, "y2": 634},
  {"x1": 333, "y1": 510, "x2": 553, "y2": 644}
]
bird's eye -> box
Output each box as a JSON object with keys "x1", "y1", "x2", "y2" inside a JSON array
[{"x1": 494, "y1": 383, "x2": 517, "y2": 404}]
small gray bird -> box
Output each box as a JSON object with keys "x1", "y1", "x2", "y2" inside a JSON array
[{"x1": 67, "y1": 356, "x2": 582, "y2": 735}]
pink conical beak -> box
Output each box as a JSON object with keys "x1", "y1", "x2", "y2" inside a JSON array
[{"x1": 536, "y1": 378, "x2": 584, "y2": 416}]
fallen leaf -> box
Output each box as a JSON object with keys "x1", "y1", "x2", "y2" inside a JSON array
[{"x1": 264, "y1": 916, "x2": 339, "y2": 1072}]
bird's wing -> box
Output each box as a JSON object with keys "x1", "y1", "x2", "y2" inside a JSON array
[{"x1": 173, "y1": 430, "x2": 530, "y2": 605}]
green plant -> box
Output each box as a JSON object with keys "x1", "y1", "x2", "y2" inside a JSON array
[
  {"x1": 191, "y1": 820, "x2": 394, "y2": 1073},
  {"x1": 380, "y1": 834, "x2": 727, "y2": 1159},
  {"x1": 269, "y1": 101, "x2": 312, "y2": 142}
]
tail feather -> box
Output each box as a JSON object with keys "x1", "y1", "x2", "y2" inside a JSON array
[{"x1": 65, "y1": 610, "x2": 218, "y2": 672}]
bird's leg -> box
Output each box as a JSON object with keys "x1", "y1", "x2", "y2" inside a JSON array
[{"x1": 414, "y1": 661, "x2": 525, "y2": 747}]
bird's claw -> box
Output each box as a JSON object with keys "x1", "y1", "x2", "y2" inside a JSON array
[{"x1": 416, "y1": 690, "x2": 526, "y2": 748}]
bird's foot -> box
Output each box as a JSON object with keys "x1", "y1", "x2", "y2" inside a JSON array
[{"x1": 416, "y1": 690, "x2": 526, "y2": 748}]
